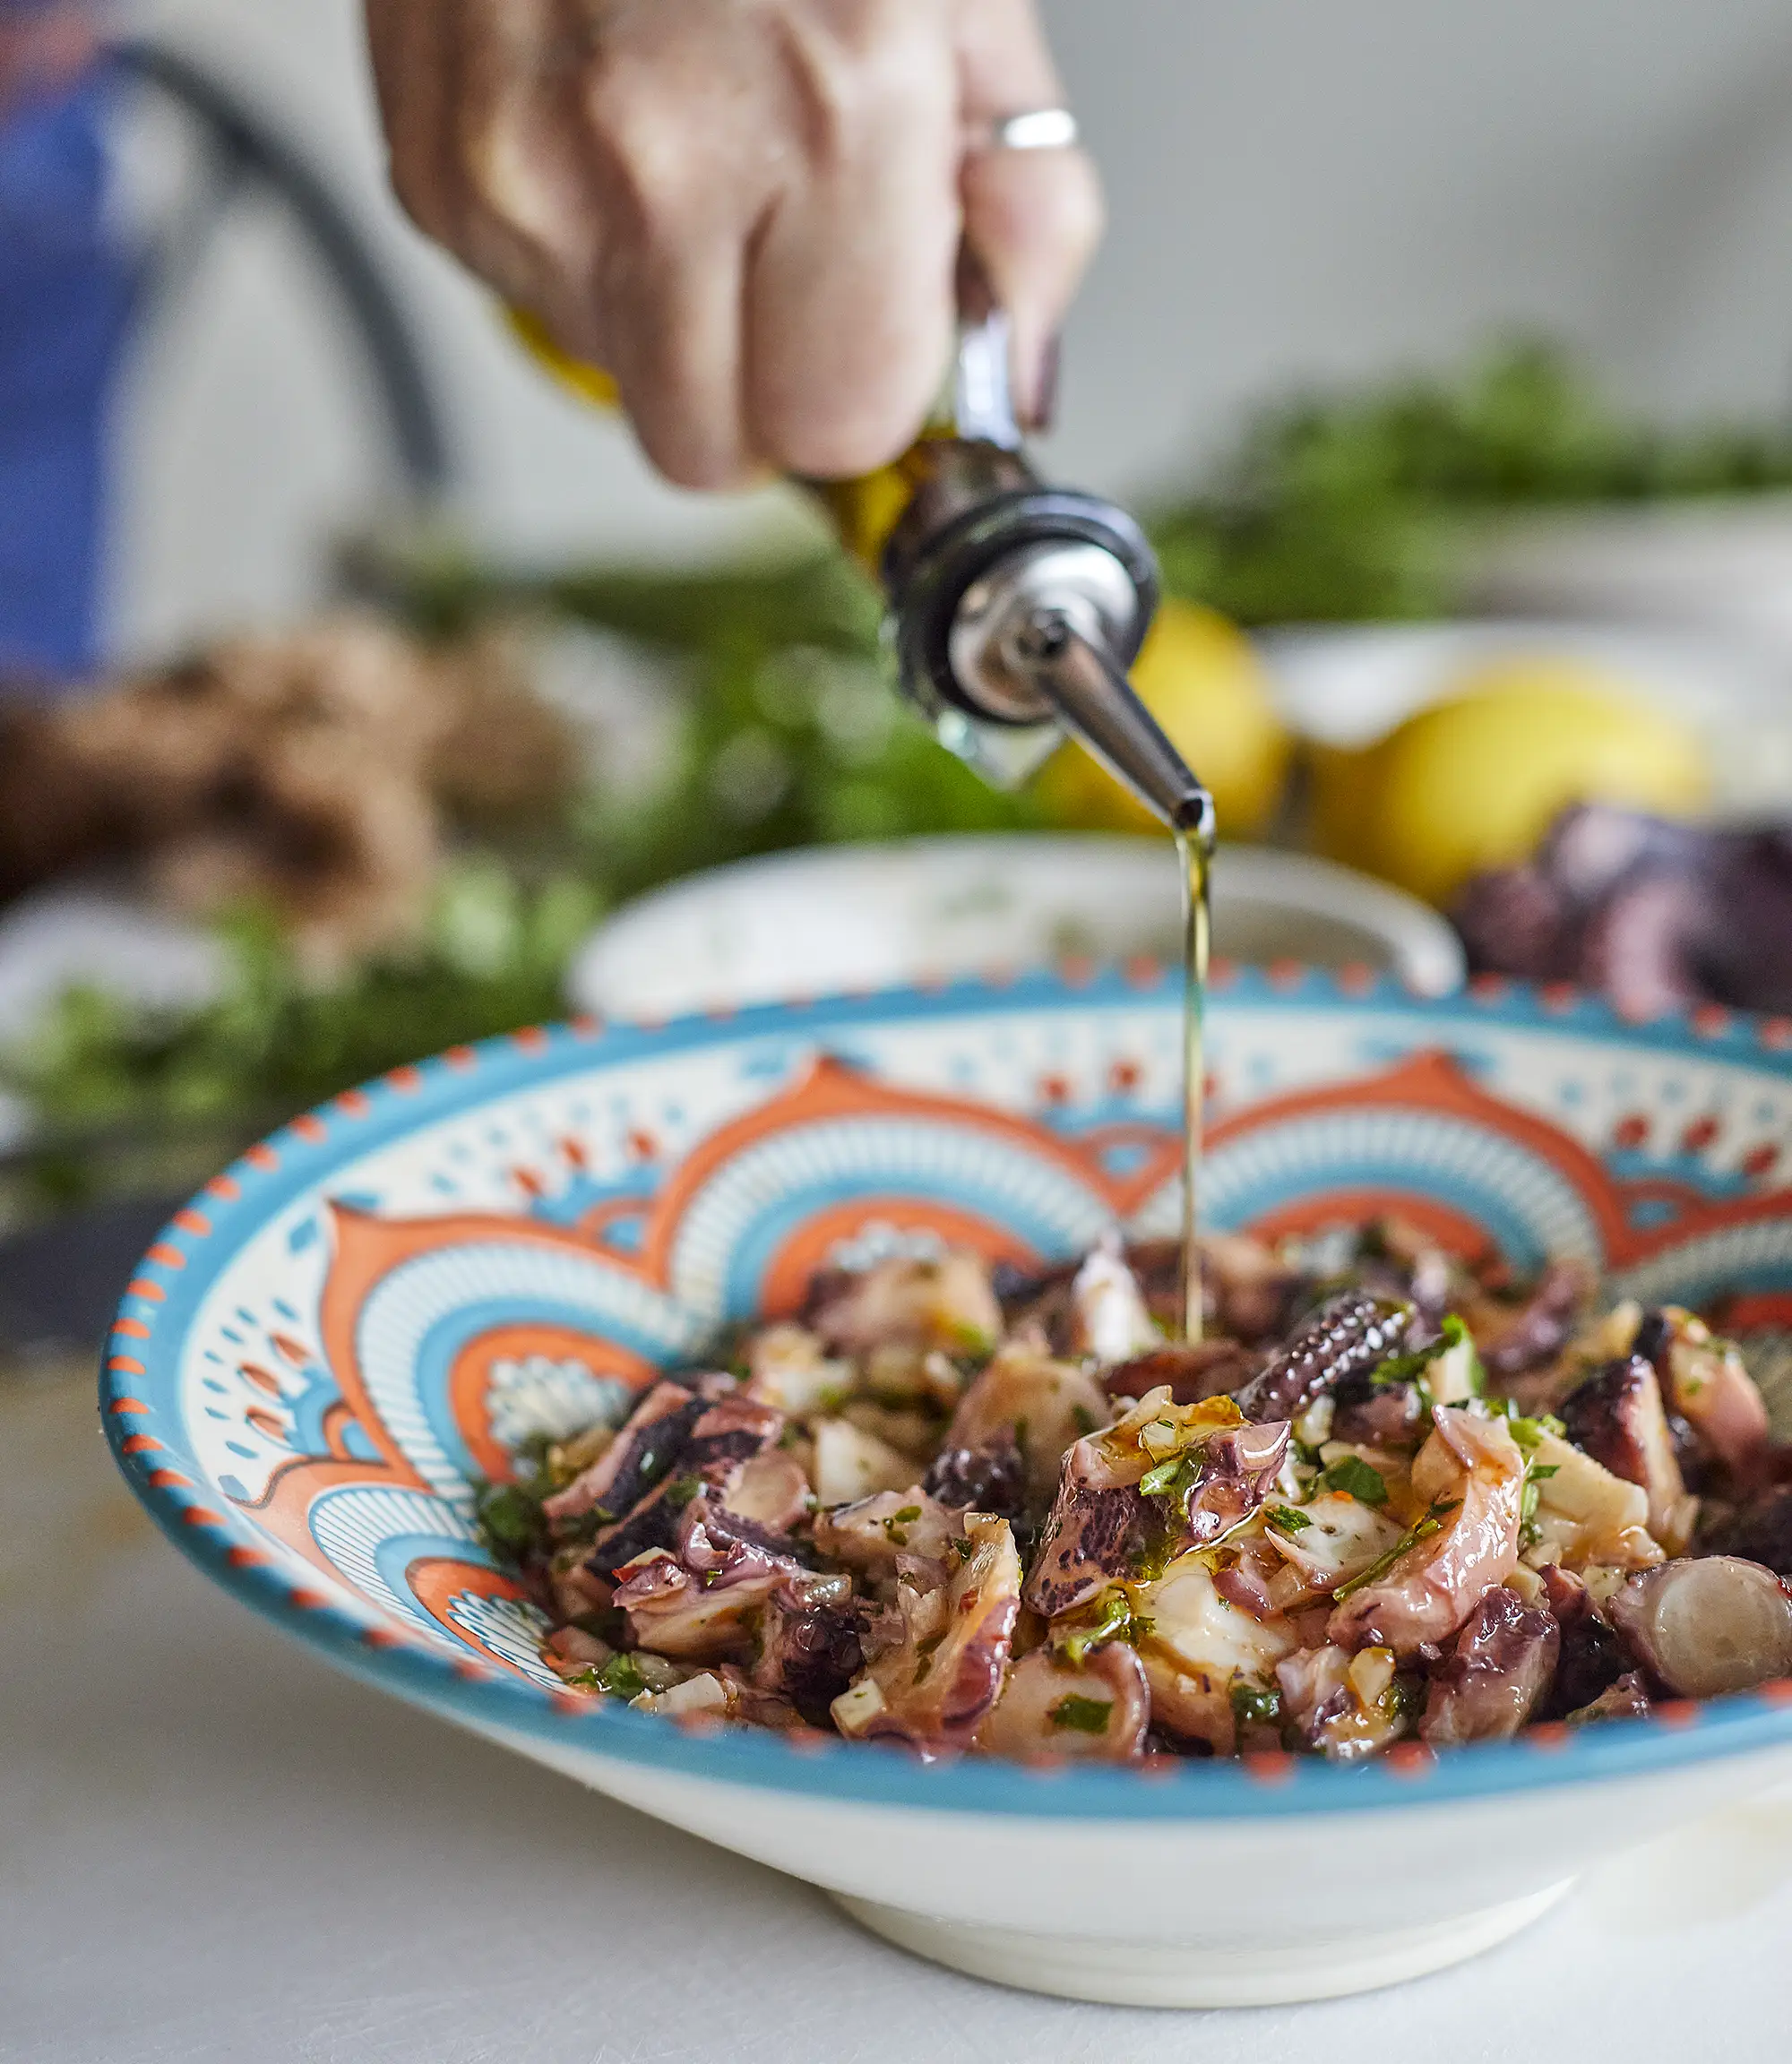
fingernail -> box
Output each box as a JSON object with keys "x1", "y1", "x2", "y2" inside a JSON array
[{"x1": 1023, "y1": 332, "x2": 1061, "y2": 434}]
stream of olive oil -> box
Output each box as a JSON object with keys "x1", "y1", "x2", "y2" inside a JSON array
[{"x1": 1176, "y1": 827, "x2": 1213, "y2": 1344}]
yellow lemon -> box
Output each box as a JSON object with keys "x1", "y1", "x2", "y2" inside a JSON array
[
  {"x1": 1312, "y1": 658, "x2": 1710, "y2": 907},
  {"x1": 1033, "y1": 598, "x2": 1292, "y2": 838}
]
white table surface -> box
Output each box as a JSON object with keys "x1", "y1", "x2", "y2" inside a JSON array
[{"x1": 5, "y1": 1368, "x2": 1791, "y2": 2064}]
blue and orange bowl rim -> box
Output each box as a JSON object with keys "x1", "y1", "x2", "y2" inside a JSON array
[{"x1": 101, "y1": 963, "x2": 1792, "y2": 1819}]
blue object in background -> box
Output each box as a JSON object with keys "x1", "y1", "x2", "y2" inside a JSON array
[{"x1": 0, "y1": 64, "x2": 134, "y2": 688}]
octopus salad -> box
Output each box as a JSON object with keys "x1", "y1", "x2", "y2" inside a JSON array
[{"x1": 478, "y1": 1227, "x2": 1792, "y2": 1764}]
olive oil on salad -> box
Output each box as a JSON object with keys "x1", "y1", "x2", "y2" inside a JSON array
[{"x1": 1176, "y1": 824, "x2": 1214, "y2": 1345}]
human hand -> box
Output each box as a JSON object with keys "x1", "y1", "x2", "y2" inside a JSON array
[
  {"x1": 0, "y1": 4, "x2": 101, "y2": 119},
  {"x1": 364, "y1": 0, "x2": 1101, "y2": 487}
]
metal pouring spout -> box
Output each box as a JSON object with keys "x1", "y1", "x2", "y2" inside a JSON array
[{"x1": 1006, "y1": 609, "x2": 1215, "y2": 842}]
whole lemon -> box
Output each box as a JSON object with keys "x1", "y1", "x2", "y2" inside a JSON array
[
  {"x1": 1313, "y1": 659, "x2": 1709, "y2": 907},
  {"x1": 1032, "y1": 598, "x2": 1292, "y2": 838}
]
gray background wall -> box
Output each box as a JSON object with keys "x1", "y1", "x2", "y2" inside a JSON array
[{"x1": 108, "y1": 0, "x2": 1792, "y2": 657}]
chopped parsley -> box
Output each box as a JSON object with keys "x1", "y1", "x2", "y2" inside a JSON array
[
  {"x1": 1316, "y1": 1456, "x2": 1389, "y2": 1506},
  {"x1": 1332, "y1": 1498, "x2": 1460, "y2": 1600},
  {"x1": 1229, "y1": 1680, "x2": 1283, "y2": 1729},
  {"x1": 1048, "y1": 1695, "x2": 1115, "y2": 1735},
  {"x1": 593, "y1": 1653, "x2": 650, "y2": 1698},
  {"x1": 661, "y1": 1475, "x2": 702, "y2": 1511},
  {"x1": 472, "y1": 1480, "x2": 547, "y2": 1557},
  {"x1": 1493, "y1": 1399, "x2": 1566, "y2": 1451},
  {"x1": 1366, "y1": 1313, "x2": 1483, "y2": 1412},
  {"x1": 1139, "y1": 1452, "x2": 1204, "y2": 1501},
  {"x1": 1265, "y1": 1503, "x2": 1313, "y2": 1535},
  {"x1": 1057, "y1": 1589, "x2": 1142, "y2": 1668},
  {"x1": 1519, "y1": 1460, "x2": 1560, "y2": 1547},
  {"x1": 883, "y1": 1502, "x2": 924, "y2": 1547}
]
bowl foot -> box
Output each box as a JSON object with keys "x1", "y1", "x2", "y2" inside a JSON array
[{"x1": 834, "y1": 1879, "x2": 1572, "y2": 2007}]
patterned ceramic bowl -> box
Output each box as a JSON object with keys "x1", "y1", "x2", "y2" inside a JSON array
[{"x1": 103, "y1": 968, "x2": 1792, "y2": 2008}]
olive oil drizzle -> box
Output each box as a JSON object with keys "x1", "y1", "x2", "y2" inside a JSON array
[{"x1": 1176, "y1": 825, "x2": 1214, "y2": 1344}]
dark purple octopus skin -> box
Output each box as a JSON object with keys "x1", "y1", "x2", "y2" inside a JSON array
[
  {"x1": 1710, "y1": 1485, "x2": 1792, "y2": 1579},
  {"x1": 542, "y1": 1380, "x2": 706, "y2": 1527},
  {"x1": 1105, "y1": 1339, "x2": 1261, "y2": 1407},
  {"x1": 923, "y1": 1434, "x2": 1027, "y2": 1520},
  {"x1": 1232, "y1": 1294, "x2": 1410, "y2": 1425},
  {"x1": 1559, "y1": 1355, "x2": 1678, "y2": 1499},
  {"x1": 1022, "y1": 1478, "x2": 1151, "y2": 1619},
  {"x1": 1456, "y1": 803, "x2": 1792, "y2": 1019},
  {"x1": 582, "y1": 1391, "x2": 785, "y2": 1578},
  {"x1": 1419, "y1": 1585, "x2": 1560, "y2": 1747},
  {"x1": 1483, "y1": 1260, "x2": 1591, "y2": 1381},
  {"x1": 1331, "y1": 1372, "x2": 1428, "y2": 1447},
  {"x1": 1539, "y1": 1565, "x2": 1630, "y2": 1720},
  {"x1": 752, "y1": 1583, "x2": 864, "y2": 1724}
]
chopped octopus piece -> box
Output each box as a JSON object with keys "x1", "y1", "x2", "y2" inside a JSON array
[
  {"x1": 1021, "y1": 1391, "x2": 1270, "y2": 1618},
  {"x1": 630, "y1": 1667, "x2": 807, "y2": 1730},
  {"x1": 723, "y1": 1448, "x2": 812, "y2": 1533},
  {"x1": 830, "y1": 1514, "x2": 1022, "y2": 1753},
  {"x1": 1538, "y1": 1564, "x2": 1630, "y2": 1719},
  {"x1": 679, "y1": 1392, "x2": 785, "y2": 1476},
  {"x1": 543, "y1": 1380, "x2": 705, "y2": 1528},
  {"x1": 1607, "y1": 1556, "x2": 1792, "y2": 1698},
  {"x1": 812, "y1": 1487, "x2": 960, "y2": 1587},
  {"x1": 1262, "y1": 1490, "x2": 1406, "y2": 1604},
  {"x1": 614, "y1": 1531, "x2": 794, "y2": 1664},
  {"x1": 1233, "y1": 1294, "x2": 1410, "y2": 1426},
  {"x1": 579, "y1": 1390, "x2": 786, "y2": 1578},
  {"x1": 1480, "y1": 1260, "x2": 1594, "y2": 1382},
  {"x1": 1710, "y1": 1485, "x2": 1792, "y2": 1580},
  {"x1": 1138, "y1": 1556, "x2": 1299, "y2": 1755},
  {"x1": 1329, "y1": 1367, "x2": 1429, "y2": 1448},
  {"x1": 1185, "y1": 1421, "x2": 1292, "y2": 1550},
  {"x1": 1106, "y1": 1338, "x2": 1261, "y2": 1406},
  {"x1": 1565, "y1": 1671, "x2": 1651, "y2": 1726},
  {"x1": 1200, "y1": 1233, "x2": 1307, "y2": 1344},
  {"x1": 741, "y1": 1321, "x2": 851, "y2": 1415},
  {"x1": 1419, "y1": 1585, "x2": 1560, "y2": 1746},
  {"x1": 750, "y1": 1573, "x2": 864, "y2": 1723},
  {"x1": 1560, "y1": 1355, "x2": 1695, "y2": 1551},
  {"x1": 806, "y1": 1248, "x2": 1001, "y2": 1359},
  {"x1": 922, "y1": 1433, "x2": 1027, "y2": 1521},
  {"x1": 1327, "y1": 1406, "x2": 1525, "y2": 1656},
  {"x1": 1524, "y1": 1427, "x2": 1662, "y2": 1573},
  {"x1": 1063, "y1": 1240, "x2": 1162, "y2": 1366},
  {"x1": 1657, "y1": 1309, "x2": 1772, "y2": 1480},
  {"x1": 975, "y1": 1641, "x2": 1150, "y2": 1764},
  {"x1": 810, "y1": 1417, "x2": 915, "y2": 1506},
  {"x1": 945, "y1": 1338, "x2": 1112, "y2": 1506},
  {"x1": 1276, "y1": 1642, "x2": 1409, "y2": 1762}
]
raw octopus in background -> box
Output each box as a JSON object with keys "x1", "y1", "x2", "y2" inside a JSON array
[{"x1": 1456, "y1": 803, "x2": 1792, "y2": 1019}]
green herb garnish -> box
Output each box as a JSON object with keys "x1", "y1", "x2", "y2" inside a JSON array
[
  {"x1": 1265, "y1": 1503, "x2": 1313, "y2": 1535},
  {"x1": 1316, "y1": 1456, "x2": 1389, "y2": 1506},
  {"x1": 1229, "y1": 1680, "x2": 1283, "y2": 1729},
  {"x1": 1057, "y1": 1589, "x2": 1139, "y2": 1668},
  {"x1": 1332, "y1": 1499, "x2": 1460, "y2": 1600},
  {"x1": 596, "y1": 1653, "x2": 650, "y2": 1698},
  {"x1": 660, "y1": 1475, "x2": 702, "y2": 1511},
  {"x1": 1048, "y1": 1695, "x2": 1115, "y2": 1736},
  {"x1": 473, "y1": 1480, "x2": 546, "y2": 1557}
]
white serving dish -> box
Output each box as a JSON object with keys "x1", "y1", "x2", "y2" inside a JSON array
[{"x1": 568, "y1": 833, "x2": 1464, "y2": 1021}]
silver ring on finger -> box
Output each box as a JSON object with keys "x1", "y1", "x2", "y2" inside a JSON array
[{"x1": 980, "y1": 108, "x2": 1079, "y2": 152}]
